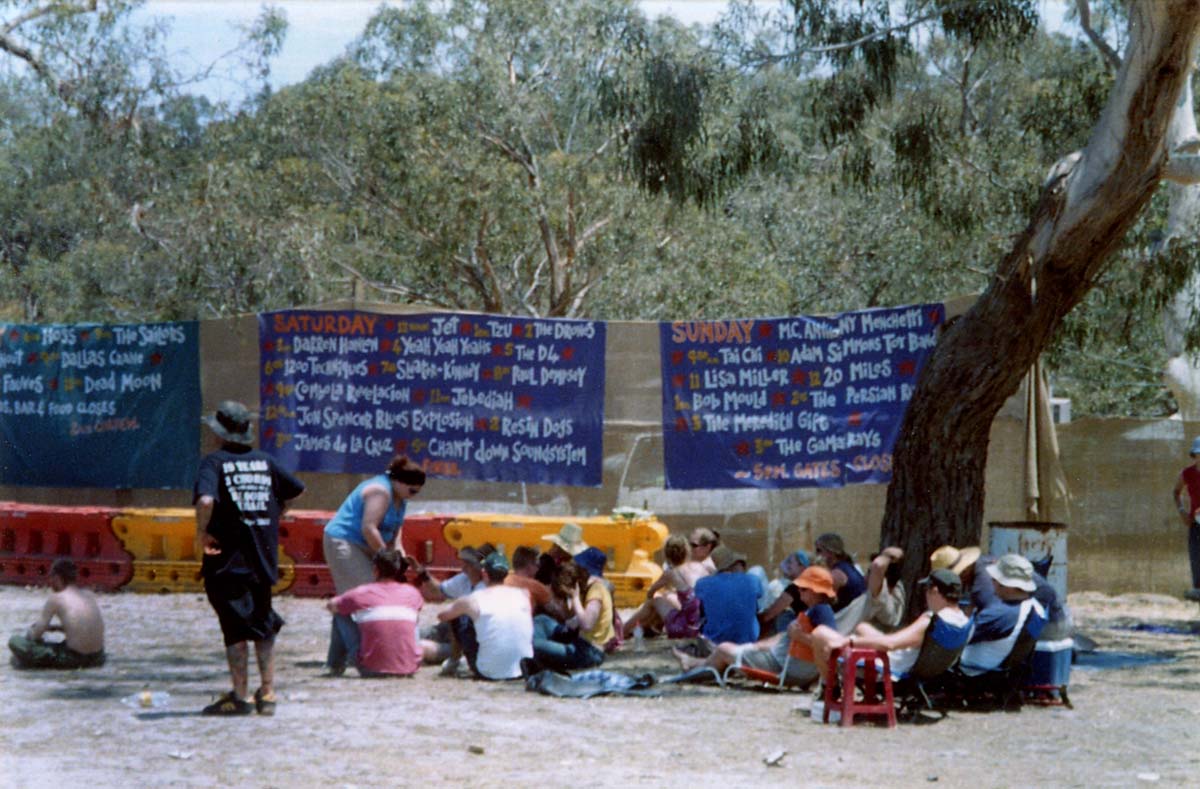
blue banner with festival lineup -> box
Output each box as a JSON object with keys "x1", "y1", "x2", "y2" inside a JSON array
[
  {"x1": 259, "y1": 310, "x2": 605, "y2": 486},
  {"x1": 0, "y1": 322, "x2": 200, "y2": 488},
  {"x1": 660, "y1": 304, "x2": 944, "y2": 489}
]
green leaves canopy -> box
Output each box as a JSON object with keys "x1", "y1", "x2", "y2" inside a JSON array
[{"x1": 0, "y1": 0, "x2": 1185, "y2": 416}]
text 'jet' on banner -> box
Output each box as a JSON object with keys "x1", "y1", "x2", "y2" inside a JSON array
[{"x1": 259, "y1": 310, "x2": 606, "y2": 487}]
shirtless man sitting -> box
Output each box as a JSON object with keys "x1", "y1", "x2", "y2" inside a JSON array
[{"x1": 9, "y1": 558, "x2": 106, "y2": 669}]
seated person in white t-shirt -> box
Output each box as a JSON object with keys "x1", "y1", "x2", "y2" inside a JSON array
[
  {"x1": 325, "y1": 550, "x2": 437, "y2": 677},
  {"x1": 415, "y1": 545, "x2": 491, "y2": 667},
  {"x1": 809, "y1": 568, "x2": 971, "y2": 688},
  {"x1": 436, "y1": 552, "x2": 533, "y2": 680}
]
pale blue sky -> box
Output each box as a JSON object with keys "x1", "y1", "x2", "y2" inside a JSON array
[{"x1": 139, "y1": 0, "x2": 1076, "y2": 105}]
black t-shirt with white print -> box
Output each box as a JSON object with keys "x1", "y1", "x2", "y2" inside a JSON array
[{"x1": 194, "y1": 445, "x2": 304, "y2": 583}]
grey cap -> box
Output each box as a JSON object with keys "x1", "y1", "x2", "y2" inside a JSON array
[
  {"x1": 711, "y1": 545, "x2": 747, "y2": 572},
  {"x1": 458, "y1": 547, "x2": 484, "y2": 567},
  {"x1": 202, "y1": 400, "x2": 254, "y2": 445}
]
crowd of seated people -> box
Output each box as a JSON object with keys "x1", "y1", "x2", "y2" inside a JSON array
[
  {"x1": 318, "y1": 522, "x2": 1062, "y2": 714},
  {"x1": 322, "y1": 523, "x2": 623, "y2": 681}
]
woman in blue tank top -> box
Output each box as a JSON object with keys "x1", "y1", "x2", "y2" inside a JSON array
[
  {"x1": 324, "y1": 454, "x2": 426, "y2": 591},
  {"x1": 815, "y1": 532, "x2": 867, "y2": 612},
  {"x1": 323, "y1": 454, "x2": 425, "y2": 674}
]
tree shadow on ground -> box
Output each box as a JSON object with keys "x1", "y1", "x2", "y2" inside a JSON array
[{"x1": 42, "y1": 683, "x2": 126, "y2": 700}]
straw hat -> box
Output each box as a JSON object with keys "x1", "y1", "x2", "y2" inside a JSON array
[
  {"x1": 929, "y1": 545, "x2": 981, "y2": 576},
  {"x1": 543, "y1": 522, "x2": 589, "y2": 554}
]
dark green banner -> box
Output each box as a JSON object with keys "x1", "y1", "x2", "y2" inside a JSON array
[{"x1": 0, "y1": 322, "x2": 200, "y2": 488}]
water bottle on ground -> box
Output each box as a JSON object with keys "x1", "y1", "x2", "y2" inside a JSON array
[{"x1": 121, "y1": 690, "x2": 170, "y2": 709}]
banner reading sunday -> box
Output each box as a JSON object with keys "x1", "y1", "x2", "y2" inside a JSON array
[{"x1": 660, "y1": 303, "x2": 943, "y2": 490}]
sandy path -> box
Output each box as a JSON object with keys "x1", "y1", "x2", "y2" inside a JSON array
[{"x1": 1, "y1": 588, "x2": 1198, "y2": 788}]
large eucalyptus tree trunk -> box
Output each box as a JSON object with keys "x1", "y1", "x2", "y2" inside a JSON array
[
  {"x1": 1162, "y1": 74, "x2": 1200, "y2": 418},
  {"x1": 881, "y1": 2, "x2": 1200, "y2": 596}
]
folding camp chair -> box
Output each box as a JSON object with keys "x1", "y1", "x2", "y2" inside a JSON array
[
  {"x1": 892, "y1": 612, "x2": 974, "y2": 720},
  {"x1": 953, "y1": 606, "x2": 1044, "y2": 711},
  {"x1": 722, "y1": 636, "x2": 817, "y2": 690}
]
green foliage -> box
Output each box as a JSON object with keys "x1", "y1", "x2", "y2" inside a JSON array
[
  {"x1": 622, "y1": 55, "x2": 713, "y2": 202},
  {"x1": 937, "y1": 0, "x2": 1038, "y2": 48},
  {"x1": 1045, "y1": 193, "x2": 1178, "y2": 416},
  {"x1": 1018, "y1": 37, "x2": 1113, "y2": 156},
  {"x1": 0, "y1": 0, "x2": 1189, "y2": 419},
  {"x1": 891, "y1": 109, "x2": 943, "y2": 193}
]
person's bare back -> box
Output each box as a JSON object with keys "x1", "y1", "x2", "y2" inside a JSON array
[
  {"x1": 38, "y1": 586, "x2": 104, "y2": 655},
  {"x1": 671, "y1": 559, "x2": 710, "y2": 593}
]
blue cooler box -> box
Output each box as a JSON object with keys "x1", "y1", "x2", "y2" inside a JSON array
[{"x1": 1028, "y1": 638, "x2": 1073, "y2": 686}]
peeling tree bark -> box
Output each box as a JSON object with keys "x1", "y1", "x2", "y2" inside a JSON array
[
  {"x1": 881, "y1": 1, "x2": 1200, "y2": 601},
  {"x1": 1160, "y1": 73, "x2": 1200, "y2": 418}
]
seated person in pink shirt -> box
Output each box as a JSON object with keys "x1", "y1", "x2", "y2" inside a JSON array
[{"x1": 326, "y1": 549, "x2": 434, "y2": 677}]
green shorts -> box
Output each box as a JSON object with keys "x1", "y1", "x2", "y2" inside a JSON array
[{"x1": 8, "y1": 634, "x2": 105, "y2": 670}]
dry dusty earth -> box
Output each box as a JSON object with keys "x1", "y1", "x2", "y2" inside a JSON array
[{"x1": 1, "y1": 587, "x2": 1198, "y2": 789}]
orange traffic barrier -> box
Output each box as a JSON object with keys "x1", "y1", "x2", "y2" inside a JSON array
[
  {"x1": 279, "y1": 509, "x2": 335, "y2": 597},
  {"x1": 0, "y1": 503, "x2": 131, "y2": 591}
]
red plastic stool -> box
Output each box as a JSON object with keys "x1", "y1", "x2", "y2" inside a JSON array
[{"x1": 823, "y1": 646, "x2": 897, "y2": 728}]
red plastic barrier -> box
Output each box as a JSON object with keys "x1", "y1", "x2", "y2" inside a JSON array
[
  {"x1": 0, "y1": 503, "x2": 132, "y2": 591},
  {"x1": 288, "y1": 563, "x2": 337, "y2": 597},
  {"x1": 280, "y1": 511, "x2": 459, "y2": 597},
  {"x1": 278, "y1": 509, "x2": 332, "y2": 564},
  {"x1": 400, "y1": 514, "x2": 460, "y2": 578},
  {"x1": 278, "y1": 510, "x2": 334, "y2": 597}
]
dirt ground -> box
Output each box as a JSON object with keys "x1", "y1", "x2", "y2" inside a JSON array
[{"x1": 1, "y1": 587, "x2": 1198, "y2": 789}]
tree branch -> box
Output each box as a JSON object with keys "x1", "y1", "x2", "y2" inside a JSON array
[
  {"x1": 1075, "y1": 0, "x2": 1122, "y2": 71},
  {"x1": 1164, "y1": 153, "x2": 1200, "y2": 184},
  {"x1": 734, "y1": 0, "x2": 979, "y2": 68},
  {"x1": 332, "y1": 259, "x2": 450, "y2": 309},
  {"x1": 471, "y1": 209, "x2": 505, "y2": 312},
  {"x1": 0, "y1": 1, "x2": 101, "y2": 111},
  {"x1": 479, "y1": 127, "x2": 538, "y2": 182},
  {"x1": 3, "y1": 0, "x2": 95, "y2": 36}
]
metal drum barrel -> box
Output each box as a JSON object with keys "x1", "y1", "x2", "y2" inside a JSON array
[{"x1": 988, "y1": 521, "x2": 1068, "y2": 600}]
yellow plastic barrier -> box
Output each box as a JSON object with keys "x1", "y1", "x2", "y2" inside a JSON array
[
  {"x1": 442, "y1": 512, "x2": 668, "y2": 607},
  {"x1": 443, "y1": 512, "x2": 668, "y2": 569},
  {"x1": 112, "y1": 508, "x2": 199, "y2": 562},
  {"x1": 608, "y1": 549, "x2": 662, "y2": 608},
  {"x1": 113, "y1": 508, "x2": 293, "y2": 594},
  {"x1": 126, "y1": 560, "x2": 204, "y2": 594},
  {"x1": 125, "y1": 558, "x2": 295, "y2": 595}
]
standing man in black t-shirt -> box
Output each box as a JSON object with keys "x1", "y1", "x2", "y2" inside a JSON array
[{"x1": 194, "y1": 401, "x2": 305, "y2": 716}]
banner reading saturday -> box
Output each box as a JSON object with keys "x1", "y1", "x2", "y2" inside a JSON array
[
  {"x1": 259, "y1": 310, "x2": 605, "y2": 485},
  {"x1": 0, "y1": 322, "x2": 200, "y2": 488},
  {"x1": 660, "y1": 303, "x2": 944, "y2": 489}
]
